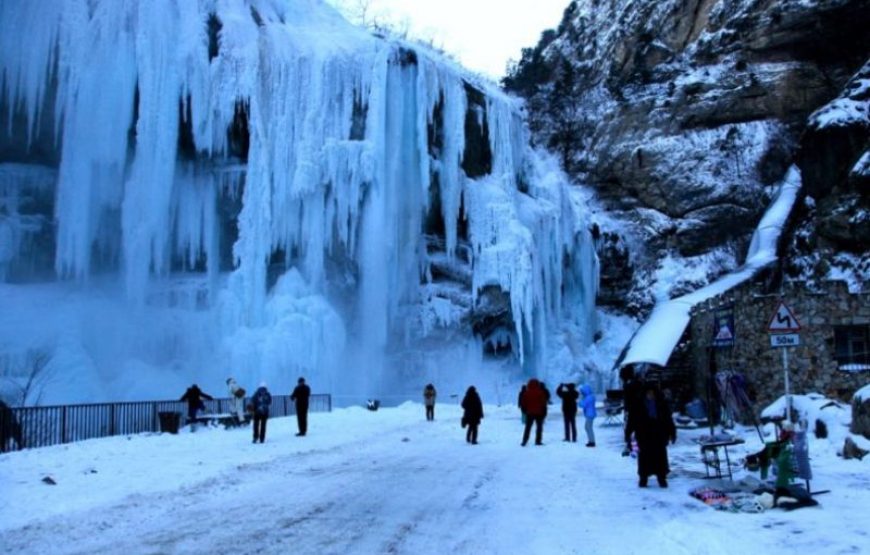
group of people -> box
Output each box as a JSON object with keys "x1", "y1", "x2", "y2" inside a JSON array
[
  {"x1": 424, "y1": 379, "x2": 598, "y2": 448},
  {"x1": 178, "y1": 377, "x2": 312, "y2": 444},
  {"x1": 426, "y1": 374, "x2": 677, "y2": 489}
]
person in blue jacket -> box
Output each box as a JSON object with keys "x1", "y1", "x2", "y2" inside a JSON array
[
  {"x1": 580, "y1": 384, "x2": 597, "y2": 447},
  {"x1": 250, "y1": 382, "x2": 272, "y2": 444}
]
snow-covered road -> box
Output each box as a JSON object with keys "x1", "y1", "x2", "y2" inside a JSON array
[{"x1": 1, "y1": 403, "x2": 868, "y2": 554}]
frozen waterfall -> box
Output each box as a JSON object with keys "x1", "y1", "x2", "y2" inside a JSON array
[{"x1": 0, "y1": 0, "x2": 598, "y2": 405}]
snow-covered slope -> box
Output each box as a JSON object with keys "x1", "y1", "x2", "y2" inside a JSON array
[{"x1": 0, "y1": 0, "x2": 599, "y2": 404}]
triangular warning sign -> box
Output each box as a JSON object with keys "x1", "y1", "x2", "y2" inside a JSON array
[
  {"x1": 767, "y1": 301, "x2": 801, "y2": 333},
  {"x1": 715, "y1": 325, "x2": 733, "y2": 341}
]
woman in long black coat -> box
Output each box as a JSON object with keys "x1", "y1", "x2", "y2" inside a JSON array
[
  {"x1": 624, "y1": 383, "x2": 676, "y2": 487},
  {"x1": 461, "y1": 386, "x2": 484, "y2": 445}
]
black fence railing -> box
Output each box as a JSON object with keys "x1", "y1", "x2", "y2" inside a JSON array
[{"x1": 0, "y1": 394, "x2": 331, "y2": 452}]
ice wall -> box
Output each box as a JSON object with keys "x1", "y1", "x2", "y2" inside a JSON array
[{"x1": 0, "y1": 0, "x2": 598, "y2": 404}]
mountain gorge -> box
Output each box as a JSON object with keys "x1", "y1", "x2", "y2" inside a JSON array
[{"x1": 505, "y1": 0, "x2": 870, "y2": 313}]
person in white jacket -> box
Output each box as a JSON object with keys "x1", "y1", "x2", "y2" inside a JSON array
[{"x1": 226, "y1": 377, "x2": 246, "y2": 424}]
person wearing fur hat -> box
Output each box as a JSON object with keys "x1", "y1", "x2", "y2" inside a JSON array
[
  {"x1": 556, "y1": 383, "x2": 579, "y2": 442},
  {"x1": 624, "y1": 383, "x2": 676, "y2": 487},
  {"x1": 250, "y1": 382, "x2": 272, "y2": 444},
  {"x1": 226, "y1": 377, "x2": 246, "y2": 424}
]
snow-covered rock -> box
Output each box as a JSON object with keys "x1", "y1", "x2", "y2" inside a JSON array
[
  {"x1": 853, "y1": 384, "x2": 870, "y2": 439},
  {"x1": 505, "y1": 0, "x2": 870, "y2": 310}
]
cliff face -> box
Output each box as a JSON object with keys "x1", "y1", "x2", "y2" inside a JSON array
[{"x1": 505, "y1": 0, "x2": 870, "y2": 311}]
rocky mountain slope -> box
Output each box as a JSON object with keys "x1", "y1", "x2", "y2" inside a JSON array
[{"x1": 505, "y1": 0, "x2": 870, "y2": 313}]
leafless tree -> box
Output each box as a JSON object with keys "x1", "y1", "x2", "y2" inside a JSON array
[{"x1": 2, "y1": 349, "x2": 53, "y2": 406}]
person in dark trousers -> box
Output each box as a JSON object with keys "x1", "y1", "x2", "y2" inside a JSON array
[
  {"x1": 556, "y1": 383, "x2": 579, "y2": 442},
  {"x1": 0, "y1": 400, "x2": 24, "y2": 452},
  {"x1": 624, "y1": 382, "x2": 676, "y2": 487},
  {"x1": 291, "y1": 377, "x2": 311, "y2": 436},
  {"x1": 461, "y1": 386, "x2": 484, "y2": 444},
  {"x1": 423, "y1": 383, "x2": 437, "y2": 421},
  {"x1": 250, "y1": 382, "x2": 272, "y2": 443},
  {"x1": 520, "y1": 378, "x2": 547, "y2": 446},
  {"x1": 580, "y1": 384, "x2": 597, "y2": 447},
  {"x1": 620, "y1": 365, "x2": 644, "y2": 456},
  {"x1": 540, "y1": 382, "x2": 552, "y2": 418},
  {"x1": 517, "y1": 385, "x2": 527, "y2": 424},
  {"x1": 180, "y1": 384, "x2": 213, "y2": 426}
]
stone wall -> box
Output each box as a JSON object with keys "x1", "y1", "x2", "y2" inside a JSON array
[{"x1": 689, "y1": 280, "x2": 869, "y2": 409}]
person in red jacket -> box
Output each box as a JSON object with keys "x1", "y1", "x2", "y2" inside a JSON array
[{"x1": 520, "y1": 378, "x2": 548, "y2": 446}]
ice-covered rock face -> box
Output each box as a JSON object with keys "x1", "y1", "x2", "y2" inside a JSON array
[
  {"x1": 505, "y1": 0, "x2": 869, "y2": 310},
  {"x1": 0, "y1": 0, "x2": 598, "y2": 404}
]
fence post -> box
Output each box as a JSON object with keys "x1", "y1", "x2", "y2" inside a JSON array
[
  {"x1": 152, "y1": 402, "x2": 158, "y2": 432},
  {"x1": 109, "y1": 404, "x2": 115, "y2": 437},
  {"x1": 61, "y1": 406, "x2": 67, "y2": 444}
]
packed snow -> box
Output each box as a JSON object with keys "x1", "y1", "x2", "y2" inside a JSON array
[
  {"x1": 0, "y1": 0, "x2": 600, "y2": 404},
  {"x1": 1, "y1": 401, "x2": 868, "y2": 554}
]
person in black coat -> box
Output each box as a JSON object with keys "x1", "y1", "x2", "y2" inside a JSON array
[
  {"x1": 290, "y1": 377, "x2": 311, "y2": 436},
  {"x1": 517, "y1": 385, "x2": 527, "y2": 424},
  {"x1": 180, "y1": 384, "x2": 213, "y2": 424},
  {"x1": 624, "y1": 382, "x2": 677, "y2": 487},
  {"x1": 556, "y1": 383, "x2": 579, "y2": 442},
  {"x1": 461, "y1": 386, "x2": 484, "y2": 445},
  {"x1": 250, "y1": 382, "x2": 272, "y2": 443},
  {"x1": 0, "y1": 400, "x2": 24, "y2": 452}
]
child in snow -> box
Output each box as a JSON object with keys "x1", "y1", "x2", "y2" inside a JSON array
[{"x1": 580, "y1": 384, "x2": 597, "y2": 447}]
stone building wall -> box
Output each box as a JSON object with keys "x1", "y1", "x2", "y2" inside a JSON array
[{"x1": 689, "y1": 280, "x2": 870, "y2": 409}]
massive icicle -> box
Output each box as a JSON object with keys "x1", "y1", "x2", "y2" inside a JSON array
[{"x1": 0, "y1": 0, "x2": 599, "y2": 403}]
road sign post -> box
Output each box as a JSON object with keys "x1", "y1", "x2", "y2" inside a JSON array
[{"x1": 768, "y1": 301, "x2": 801, "y2": 422}]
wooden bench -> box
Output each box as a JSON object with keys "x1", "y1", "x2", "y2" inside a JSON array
[{"x1": 188, "y1": 413, "x2": 248, "y2": 429}]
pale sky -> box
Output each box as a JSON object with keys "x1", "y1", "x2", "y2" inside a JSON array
[{"x1": 327, "y1": 0, "x2": 570, "y2": 79}]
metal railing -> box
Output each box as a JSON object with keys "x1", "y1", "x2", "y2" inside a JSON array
[{"x1": 0, "y1": 394, "x2": 331, "y2": 452}]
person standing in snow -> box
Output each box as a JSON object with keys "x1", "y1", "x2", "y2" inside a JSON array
[
  {"x1": 291, "y1": 377, "x2": 311, "y2": 436},
  {"x1": 556, "y1": 383, "x2": 579, "y2": 442},
  {"x1": 520, "y1": 379, "x2": 547, "y2": 446},
  {"x1": 226, "y1": 377, "x2": 246, "y2": 424},
  {"x1": 423, "y1": 383, "x2": 437, "y2": 421},
  {"x1": 180, "y1": 384, "x2": 213, "y2": 427},
  {"x1": 624, "y1": 383, "x2": 676, "y2": 487},
  {"x1": 461, "y1": 386, "x2": 484, "y2": 444},
  {"x1": 580, "y1": 384, "x2": 597, "y2": 447},
  {"x1": 517, "y1": 384, "x2": 527, "y2": 424},
  {"x1": 540, "y1": 381, "x2": 552, "y2": 419},
  {"x1": 250, "y1": 382, "x2": 272, "y2": 444}
]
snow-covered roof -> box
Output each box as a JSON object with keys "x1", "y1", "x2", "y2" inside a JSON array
[{"x1": 620, "y1": 166, "x2": 802, "y2": 368}]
